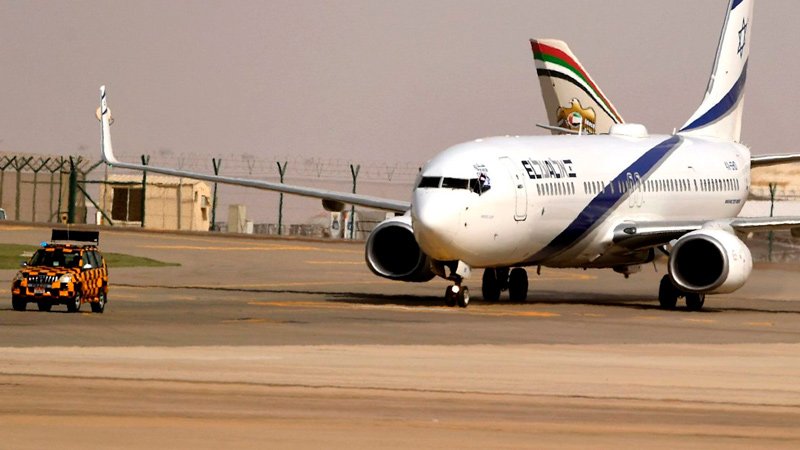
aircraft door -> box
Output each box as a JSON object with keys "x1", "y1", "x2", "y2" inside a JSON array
[{"x1": 499, "y1": 157, "x2": 528, "y2": 221}]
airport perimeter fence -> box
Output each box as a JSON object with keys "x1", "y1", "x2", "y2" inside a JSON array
[
  {"x1": 0, "y1": 153, "x2": 94, "y2": 224},
  {"x1": 5, "y1": 150, "x2": 800, "y2": 260},
  {"x1": 0, "y1": 150, "x2": 417, "y2": 240}
]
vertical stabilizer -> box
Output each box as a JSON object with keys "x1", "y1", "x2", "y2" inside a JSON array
[
  {"x1": 679, "y1": 0, "x2": 753, "y2": 142},
  {"x1": 531, "y1": 39, "x2": 623, "y2": 135}
]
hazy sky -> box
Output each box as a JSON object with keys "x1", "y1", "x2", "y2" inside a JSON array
[{"x1": 1, "y1": 0, "x2": 797, "y2": 165}]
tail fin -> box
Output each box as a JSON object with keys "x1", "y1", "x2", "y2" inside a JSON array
[
  {"x1": 679, "y1": 0, "x2": 753, "y2": 142},
  {"x1": 531, "y1": 39, "x2": 623, "y2": 135}
]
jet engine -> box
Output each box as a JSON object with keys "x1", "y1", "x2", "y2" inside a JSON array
[
  {"x1": 668, "y1": 229, "x2": 752, "y2": 294},
  {"x1": 365, "y1": 215, "x2": 436, "y2": 282}
]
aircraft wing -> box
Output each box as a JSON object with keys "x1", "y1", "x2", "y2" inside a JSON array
[
  {"x1": 98, "y1": 86, "x2": 411, "y2": 213},
  {"x1": 750, "y1": 154, "x2": 800, "y2": 168},
  {"x1": 612, "y1": 217, "x2": 800, "y2": 250}
]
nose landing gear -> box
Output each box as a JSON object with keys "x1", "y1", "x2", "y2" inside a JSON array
[{"x1": 445, "y1": 283, "x2": 470, "y2": 308}]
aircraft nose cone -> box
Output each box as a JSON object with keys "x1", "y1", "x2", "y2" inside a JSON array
[{"x1": 411, "y1": 190, "x2": 463, "y2": 260}]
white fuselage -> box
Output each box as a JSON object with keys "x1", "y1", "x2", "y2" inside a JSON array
[{"x1": 411, "y1": 133, "x2": 750, "y2": 269}]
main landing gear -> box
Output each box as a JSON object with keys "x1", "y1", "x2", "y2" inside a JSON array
[
  {"x1": 441, "y1": 263, "x2": 529, "y2": 308},
  {"x1": 658, "y1": 275, "x2": 705, "y2": 311},
  {"x1": 481, "y1": 267, "x2": 528, "y2": 302}
]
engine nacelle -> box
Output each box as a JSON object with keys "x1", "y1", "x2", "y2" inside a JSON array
[
  {"x1": 365, "y1": 215, "x2": 436, "y2": 282},
  {"x1": 668, "y1": 229, "x2": 752, "y2": 294}
]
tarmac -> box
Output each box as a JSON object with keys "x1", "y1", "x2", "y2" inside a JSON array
[{"x1": 0, "y1": 224, "x2": 799, "y2": 449}]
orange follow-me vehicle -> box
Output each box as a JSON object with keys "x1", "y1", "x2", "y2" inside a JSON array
[{"x1": 11, "y1": 230, "x2": 108, "y2": 313}]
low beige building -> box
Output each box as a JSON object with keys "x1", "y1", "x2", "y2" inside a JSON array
[
  {"x1": 750, "y1": 163, "x2": 800, "y2": 199},
  {"x1": 99, "y1": 174, "x2": 211, "y2": 231}
]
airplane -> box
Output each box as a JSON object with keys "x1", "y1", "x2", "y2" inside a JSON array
[
  {"x1": 99, "y1": 0, "x2": 800, "y2": 311},
  {"x1": 531, "y1": 36, "x2": 800, "y2": 171},
  {"x1": 530, "y1": 38, "x2": 624, "y2": 135}
]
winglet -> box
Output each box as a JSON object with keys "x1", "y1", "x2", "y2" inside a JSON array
[
  {"x1": 99, "y1": 85, "x2": 119, "y2": 165},
  {"x1": 678, "y1": 0, "x2": 753, "y2": 142}
]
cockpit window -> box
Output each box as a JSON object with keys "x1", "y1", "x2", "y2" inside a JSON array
[
  {"x1": 419, "y1": 175, "x2": 490, "y2": 195},
  {"x1": 417, "y1": 177, "x2": 441, "y2": 188},
  {"x1": 441, "y1": 178, "x2": 469, "y2": 189},
  {"x1": 471, "y1": 173, "x2": 491, "y2": 194}
]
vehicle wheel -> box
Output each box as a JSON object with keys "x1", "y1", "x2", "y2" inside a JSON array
[
  {"x1": 444, "y1": 286, "x2": 457, "y2": 307},
  {"x1": 91, "y1": 293, "x2": 106, "y2": 313},
  {"x1": 457, "y1": 286, "x2": 470, "y2": 308},
  {"x1": 66, "y1": 292, "x2": 82, "y2": 313},
  {"x1": 12, "y1": 296, "x2": 26, "y2": 311},
  {"x1": 658, "y1": 275, "x2": 678, "y2": 309},
  {"x1": 481, "y1": 269, "x2": 501, "y2": 302},
  {"x1": 37, "y1": 302, "x2": 52, "y2": 312},
  {"x1": 685, "y1": 293, "x2": 705, "y2": 311},
  {"x1": 508, "y1": 268, "x2": 529, "y2": 302}
]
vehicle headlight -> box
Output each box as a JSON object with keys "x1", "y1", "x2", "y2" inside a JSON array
[{"x1": 58, "y1": 274, "x2": 73, "y2": 284}]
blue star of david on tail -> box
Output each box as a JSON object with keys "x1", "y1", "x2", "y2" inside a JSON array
[{"x1": 737, "y1": 18, "x2": 747, "y2": 58}]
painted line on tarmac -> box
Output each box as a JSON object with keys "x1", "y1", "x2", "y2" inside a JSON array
[
  {"x1": 534, "y1": 272, "x2": 596, "y2": 281},
  {"x1": 683, "y1": 318, "x2": 716, "y2": 324},
  {"x1": 744, "y1": 321, "x2": 773, "y2": 327},
  {"x1": 633, "y1": 315, "x2": 663, "y2": 321},
  {"x1": 248, "y1": 300, "x2": 560, "y2": 318}
]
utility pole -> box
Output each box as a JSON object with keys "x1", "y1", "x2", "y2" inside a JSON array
[
  {"x1": 211, "y1": 158, "x2": 222, "y2": 231},
  {"x1": 140, "y1": 155, "x2": 150, "y2": 228},
  {"x1": 349, "y1": 164, "x2": 360, "y2": 239},
  {"x1": 769, "y1": 182, "x2": 777, "y2": 262},
  {"x1": 276, "y1": 161, "x2": 288, "y2": 235}
]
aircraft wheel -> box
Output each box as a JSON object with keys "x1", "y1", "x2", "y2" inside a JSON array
[
  {"x1": 508, "y1": 268, "x2": 528, "y2": 302},
  {"x1": 457, "y1": 286, "x2": 470, "y2": 308},
  {"x1": 11, "y1": 296, "x2": 26, "y2": 311},
  {"x1": 685, "y1": 293, "x2": 705, "y2": 311},
  {"x1": 658, "y1": 275, "x2": 678, "y2": 309},
  {"x1": 481, "y1": 269, "x2": 501, "y2": 302},
  {"x1": 37, "y1": 302, "x2": 52, "y2": 312},
  {"x1": 496, "y1": 267, "x2": 510, "y2": 292},
  {"x1": 444, "y1": 286, "x2": 457, "y2": 307}
]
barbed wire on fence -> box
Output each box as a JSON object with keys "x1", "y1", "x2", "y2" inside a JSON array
[{"x1": 113, "y1": 151, "x2": 423, "y2": 183}]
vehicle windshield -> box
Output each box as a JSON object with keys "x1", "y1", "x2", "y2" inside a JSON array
[{"x1": 29, "y1": 249, "x2": 81, "y2": 268}]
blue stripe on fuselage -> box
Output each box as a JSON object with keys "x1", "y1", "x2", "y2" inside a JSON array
[
  {"x1": 529, "y1": 135, "x2": 684, "y2": 263},
  {"x1": 731, "y1": 0, "x2": 744, "y2": 10},
  {"x1": 680, "y1": 61, "x2": 748, "y2": 132}
]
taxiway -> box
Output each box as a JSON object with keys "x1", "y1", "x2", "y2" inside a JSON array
[{"x1": 0, "y1": 224, "x2": 798, "y2": 449}]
